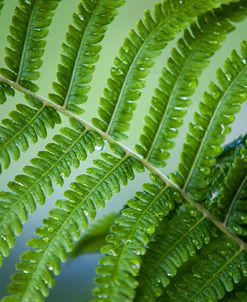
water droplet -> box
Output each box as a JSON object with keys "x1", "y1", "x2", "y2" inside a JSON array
[
  {"x1": 188, "y1": 79, "x2": 198, "y2": 89},
  {"x1": 200, "y1": 166, "x2": 211, "y2": 176},
  {"x1": 212, "y1": 90, "x2": 221, "y2": 99},
  {"x1": 95, "y1": 144, "x2": 105, "y2": 151},
  {"x1": 189, "y1": 209, "x2": 197, "y2": 217},
  {"x1": 204, "y1": 236, "x2": 210, "y2": 244},
  {"x1": 146, "y1": 225, "x2": 155, "y2": 235},
  {"x1": 111, "y1": 67, "x2": 124, "y2": 76}
]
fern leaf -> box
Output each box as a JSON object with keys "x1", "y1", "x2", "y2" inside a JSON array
[
  {"x1": 135, "y1": 205, "x2": 212, "y2": 301},
  {"x1": 225, "y1": 174, "x2": 247, "y2": 238},
  {"x1": 0, "y1": 0, "x2": 3, "y2": 12},
  {"x1": 70, "y1": 212, "x2": 117, "y2": 257},
  {"x1": 135, "y1": 9, "x2": 235, "y2": 166},
  {"x1": 0, "y1": 119, "x2": 103, "y2": 265},
  {"x1": 172, "y1": 41, "x2": 247, "y2": 200},
  {"x1": 0, "y1": 0, "x2": 60, "y2": 92},
  {"x1": 166, "y1": 238, "x2": 247, "y2": 301},
  {"x1": 3, "y1": 152, "x2": 143, "y2": 301},
  {"x1": 203, "y1": 135, "x2": 247, "y2": 219},
  {"x1": 49, "y1": 0, "x2": 125, "y2": 114},
  {"x1": 92, "y1": 176, "x2": 179, "y2": 301},
  {"x1": 0, "y1": 82, "x2": 14, "y2": 104},
  {"x1": 0, "y1": 95, "x2": 61, "y2": 172},
  {"x1": 227, "y1": 286, "x2": 247, "y2": 301},
  {"x1": 92, "y1": 0, "x2": 237, "y2": 141}
]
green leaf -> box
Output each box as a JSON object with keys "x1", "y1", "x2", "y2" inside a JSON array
[
  {"x1": 226, "y1": 174, "x2": 247, "y2": 238},
  {"x1": 173, "y1": 41, "x2": 247, "y2": 200},
  {"x1": 93, "y1": 175, "x2": 178, "y2": 302},
  {"x1": 135, "y1": 7, "x2": 237, "y2": 167},
  {"x1": 49, "y1": 0, "x2": 125, "y2": 114},
  {"x1": 92, "y1": 0, "x2": 242, "y2": 141},
  {"x1": 0, "y1": 119, "x2": 103, "y2": 265},
  {"x1": 69, "y1": 212, "x2": 118, "y2": 257},
  {"x1": 2, "y1": 152, "x2": 143, "y2": 301},
  {"x1": 202, "y1": 134, "x2": 247, "y2": 219},
  {"x1": 166, "y1": 238, "x2": 247, "y2": 301},
  {"x1": 135, "y1": 205, "x2": 212, "y2": 301},
  {"x1": 227, "y1": 286, "x2": 247, "y2": 301},
  {"x1": 0, "y1": 82, "x2": 14, "y2": 104},
  {"x1": 0, "y1": 95, "x2": 61, "y2": 172},
  {"x1": 0, "y1": 0, "x2": 60, "y2": 92}
]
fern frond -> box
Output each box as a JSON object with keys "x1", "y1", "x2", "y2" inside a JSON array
[
  {"x1": 0, "y1": 0, "x2": 3, "y2": 12},
  {"x1": 49, "y1": 0, "x2": 125, "y2": 114},
  {"x1": 225, "y1": 175, "x2": 247, "y2": 238},
  {"x1": 227, "y1": 286, "x2": 247, "y2": 301},
  {"x1": 0, "y1": 82, "x2": 14, "y2": 104},
  {"x1": 135, "y1": 9, "x2": 235, "y2": 166},
  {"x1": 3, "y1": 152, "x2": 143, "y2": 301},
  {"x1": 135, "y1": 205, "x2": 212, "y2": 301},
  {"x1": 203, "y1": 134, "x2": 247, "y2": 219},
  {"x1": 0, "y1": 96, "x2": 60, "y2": 172},
  {"x1": 70, "y1": 212, "x2": 117, "y2": 257},
  {"x1": 0, "y1": 0, "x2": 60, "y2": 92},
  {"x1": 166, "y1": 238, "x2": 247, "y2": 301},
  {"x1": 92, "y1": 176, "x2": 180, "y2": 301},
  {"x1": 92, "y1": 0, "x2": 235, "y2": 141},
  {"x1": 172, "y1": 41, "x2": 247, "y2": 200},
  {"x1": 0, "y1": 119, "x2": 103, "y2": 265}
]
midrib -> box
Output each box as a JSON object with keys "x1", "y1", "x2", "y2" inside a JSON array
[
  {"x1": 111, "y1": 186, "x2": 169, "y2": 298},
  {"x1": 106, "y1": 1, "x2": 195, "y2": 136},
  {"x1": 187, "y1": 248, "x2": 243, "y2": 302},
  {"x1": 63, "y1": 2, "x2": 100, "y2": 109},
  {"x1": 182, "y1": 63, "x2": 247, "y2": 192},
  {"x1": 20, "y1": 155, "x2": 128, "y2": 301},
  {"x1": 0, "y1": 128, "x2": 88, "y2": 231},
  {"x1": 224, "y1": 174, "x2": 247, "y2": 226},
  {"x1": 143, "y1": 216, "x2": 206, "y2": 284},
  {"x1": 1, "y1": 75, "x2": 247, "y2": 252},
  {"x1": 16, "y1": 0, "x2": 38, "y2": 83},
  {"x1": 0, "y1": 105, "x2": 45, "y2": 153}
]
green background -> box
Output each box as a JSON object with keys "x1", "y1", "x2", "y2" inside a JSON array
[{"x1": 0, "y1": 0, "x2": 246, "y2": 301}]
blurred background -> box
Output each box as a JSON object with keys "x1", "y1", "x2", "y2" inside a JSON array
[{"x1": 0, "y1": 0, "x2": 246, "y2": 301}]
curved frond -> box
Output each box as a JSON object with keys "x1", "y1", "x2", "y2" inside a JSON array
[
  {"x1": 2, "y1": 152, "x2": 143, "y2": 302},
  {"x1": 0, "y1": 0, "x2": 60, "y2": 92},
  {"x1": 70, "y1": 212, "x2": 118, "y2": 257},
  {"x1": 92, "y1": 176, "x2": 179, "y2": 302},
  {"x1": 225, "y1": 175, "x2": 247, "y2": 238},
  {"x1": 0, "y1": 119, "x2": 103, "y2": 265},
  {"x1": 166, "y1": 238, "x2": 247, "y2": 301},
  {"x1": 49, "y1": 0, "x2": 125, "y2": 114},
  {"x1": 172, "y1": 41, "x2": 247, "y2": 200},
  {"x1": 0, "y1": 96, "x2": 61, "y2": 172},
  {"x1": 0, "y1": 0, "x2": 247, "y2": 300},
  {"x1": 135, "y1": 205, "x2": 212, "y2": 301},
  {"x1": 92, "y1": 0, "x2": 234, "y2": 141},
  {"x1": 202, "y1": 134, "x2": 247, "y2": 219},
  {"x1": 135, "y1": 9, "x2": 235, "y2": 166}
]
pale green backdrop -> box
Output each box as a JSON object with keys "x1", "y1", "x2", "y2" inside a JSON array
[{"x1": 0, "y1": 1, "x2": 246, "y2": 301}]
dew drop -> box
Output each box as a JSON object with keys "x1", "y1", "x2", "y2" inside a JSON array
[
  {"x1": 146, "y1": 225, "x2": 155, "y2": 235},
  {"x1": 95, "y1": 144, "x2": 105, "y2": 151}
]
